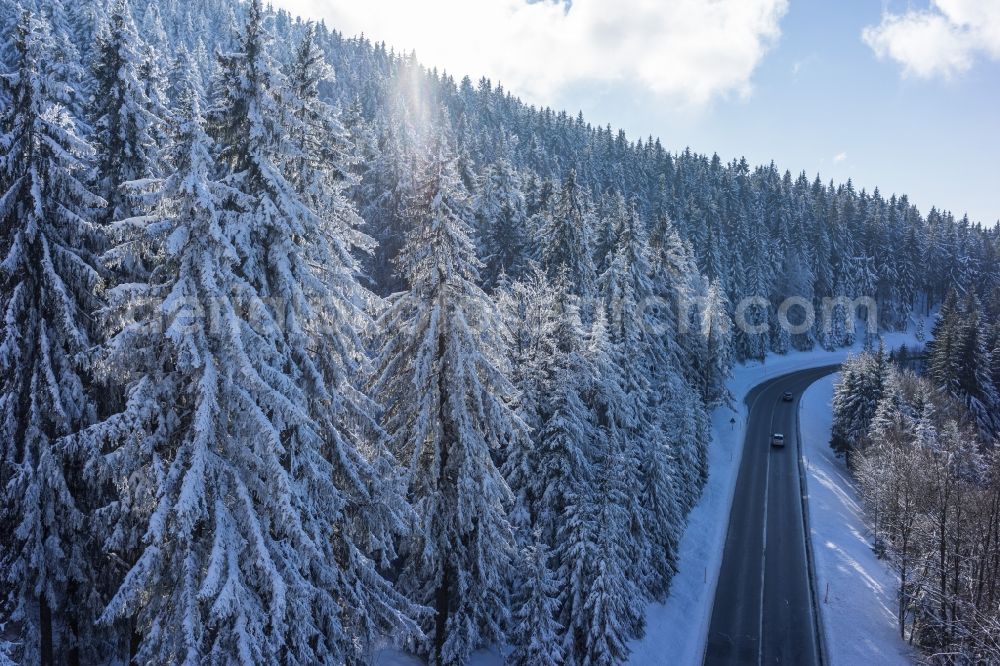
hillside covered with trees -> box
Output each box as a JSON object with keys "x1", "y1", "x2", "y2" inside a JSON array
[{"x1": 0, "y1": 0, "x2": 997, "y2": 664}]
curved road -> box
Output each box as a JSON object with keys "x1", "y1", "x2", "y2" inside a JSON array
[{"x1": 704, "y1": 365, "x2": 840, "y2": 666}]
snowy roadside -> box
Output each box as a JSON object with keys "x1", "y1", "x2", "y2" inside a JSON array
[
  {"x1": 800, "y1": 374, "x2": 917, "y2": 665},
  {"x1": 629, "y1": 328, "x2": 924, "y2": 665}
]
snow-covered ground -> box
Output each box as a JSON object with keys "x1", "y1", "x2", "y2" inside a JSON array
[
  {"x1": 629, "y1": 327, "x2": 925, "y2": 665},
  {"x1": 800, "y1": 374, "x2": 916, "y2": 666}
]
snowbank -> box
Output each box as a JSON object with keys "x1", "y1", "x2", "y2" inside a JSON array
[{"x1": 800, "y1": 375, "x2": 916, "y2": 665}]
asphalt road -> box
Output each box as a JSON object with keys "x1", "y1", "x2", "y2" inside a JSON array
[{"x1": 704, "y1": 365, "x2": 840, "y2": 666}]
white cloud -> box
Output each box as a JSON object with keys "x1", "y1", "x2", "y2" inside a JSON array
[
  {"x1": 272, "y1": 0, "x2": 789, "y2": 108},
  {"x1": 833, "y1": 152, "x2": 847, "y2": 163},
  {"x1": 863, "y1": 0, "x2": 1000, "y2": 79}
]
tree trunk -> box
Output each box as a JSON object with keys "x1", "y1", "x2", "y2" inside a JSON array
[
  {"x1": 434, "y1": 563, "x2": 451, "y2": 665},
  {"x1": 432, "y1": 285, "x2": 452, "y2": 665},
  {"x1": 40, "y1": 597, "x2": 53, "y2": 666},
  {"x1": 130, "y1": 617, "x2": 141, "y2": 664}
]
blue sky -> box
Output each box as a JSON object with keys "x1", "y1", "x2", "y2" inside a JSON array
[{"x1": 276, "y1": 0, "x2": 1000, "y2": 225}]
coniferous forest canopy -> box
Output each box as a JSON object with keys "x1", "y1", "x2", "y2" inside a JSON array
[{"x1": 0, "y1": 0, "x2": 997, "y2": 665}]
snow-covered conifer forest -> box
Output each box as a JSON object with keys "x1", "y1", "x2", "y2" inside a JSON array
[{"x1": 0, "y1": 0, "x2": 997, "y2": 664}]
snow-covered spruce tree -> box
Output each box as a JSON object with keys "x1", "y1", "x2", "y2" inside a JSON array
[
  {"x1": 473, "y1": 132, "x2": 528, "y2": 290},
  {"x1": 167, "y1": 45, "x2": 207, "y2": 114},
  {"x1": 509, "y1": 534, "x2": 563, "y2": 666},
  {"x1": 952, "y1": 294, "x2": 1000, "y2": 438},
  {"x1": 854, "y1": 369, "x2": 911, "y2": 556},
  {"x1": 90, "y1": 0, "x2": 164, "y2": 230},
  {"x1": 648, "y1": 211, "x2": 708, "y2": 391},
  {"x1": 539, "y1": 169, "x2": 597, "y2": 300},
  {"x1": 500, "y1": 267, "x2": 646, "y2": 659},
  {"x1": 220, "y1": 0, "x2": 423, "y2": 654},
  {"x1": 598, "y1": 204, "x2": 659, "y2": 364},
  {"x1": 284, "y1": 22, "x2": 365, "y2": 230},
  {"x1": 531, "y1": 270, "x2": 596, "y2": 547},
  {"x1": 647, "y1": 218, "x2": 718, "y2": 504},
  {"x1": 990, "y1": 324, "x2": 1000, "y2": 407},
  {"x1": 495, "y1": 265, "x2": 596, "y2": 547},
  {"x1": 135, "y1": 5, "x2": 173, "y2": 154},
  {"x1": 359, "y1": 124, "x2": 414, "y2": 295},
  {"x1": 0, "y1": 12, "x2": 106, "y2": 664},
  {"x1": 928, "y1": 289, "x2": 960, "y2": 393},
  {"x1": 534, "y1": 355, "x2": 597, "y2": 546},
  {"x1": 598, "y1": 200, "x2": 684, "y2": 600},
  {"x1": 0, "y1": 3, "x2": 18, "y2": 80},
  {"x1": 68, "y1": 0, "x2": 106, "y2": 48},
  {"x1": 733, "y1": 194, "x2": 775, "y2": 360},
  {"x1": 140, "y1": 2, "x2": 169, "y2": 56},
  {"x1": 698, "y1": 278, "x2": 734, "y2": 407},
  {"x1": 556, "y1": 421, "x2": 645, "y2": 665},
  {"x1": 37, "y1": 0, "x2": 88, "y2": 120},
  {"x1": 374, "y1": 132, "x2": 526, "y2": 665},
  {"x1": 282, "y1": 21, "x2": 381, "y2": 423},
  {"x1": 584, "y1": 450, "x2": 648, "y2": 665},
  {"x1": 495, "y1": 266, "x2": 560, "y2": 535},
  {"x1": 85, "y1": 76, "x2": 257, "y2": 665},
  {"x1": 282, "y1": 24, "x2": 423, "y2": 653},
  {"x1": 830, "y1": 346, "x2": 888, "y2": 464},
  {"x1": 84, "y1": 5, "x2": 418, "y2": 662},
  {"x1": 593, "y1": 191, "x2": 626, "y2": 274},
  {"x1": 925, "y1": 289, "x2": 1000, "y2": 434}
]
